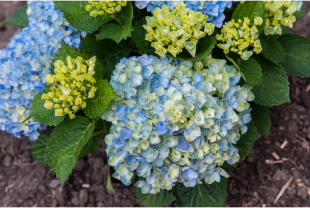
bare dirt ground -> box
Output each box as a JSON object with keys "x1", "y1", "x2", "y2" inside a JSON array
[{"x1": 0, "y1": 1, "x2": 310, "y2": 207}]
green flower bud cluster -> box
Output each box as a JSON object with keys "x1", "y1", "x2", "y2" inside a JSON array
[
  {"x1": 85, "y1": 1, "x2": 127, "y2": 17},
  {"x1": 263, "y1": 1, "x2": 303, "y2": 35},
  {"x1": 43, "y1": 56, "x2": 97, "y2": 119},
  {"x1": 216, "y1": 17, "x2": 263, "y2": 60},
  {"x1": 143, "y1": 2, "x2": 215, "y2": 58}
]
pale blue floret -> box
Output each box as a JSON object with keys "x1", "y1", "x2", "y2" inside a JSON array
[
  {"x1": 139, "y1": 1, "x2": 233, "y2": 28},
  {"x1": 0, "y1": 1, "x2": 86, "y2": 140},
  {"x1": 102, "y1": 54, "x2": 254, "y2": 194}
]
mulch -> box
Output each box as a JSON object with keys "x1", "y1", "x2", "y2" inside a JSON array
[{"x1": 0, "y1": 1, "x2": 310, "y2": 207}]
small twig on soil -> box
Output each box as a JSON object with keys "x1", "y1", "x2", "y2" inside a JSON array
[
  {"x1": 265, "y1": 159, "x2": 283, "y2": 165},
  {"x1": 5, "y1": 183, "x2": 14, "y2": 192},
  {"x1": 229, "y1": 171, "x2": 243, "y2": 180},
  {"x1": 295, "y1": 134, "x2": 307, "y2": 141},
  {"x1": 273, "y1": 177, "x2": 293, "y2": 204},
  {"x1": 271, "y1": 152, "x2": 280, "y2": 160},
  {"x1": 265, "y1": 157, "x2": 295, "y2": 165},
  {"x1": 306, "y1": 84, "x2": 310, "y2": 92},
  {"x1": 13, "y1": 161, "x2": 38, "y2": 166},
  {"x1": 82, "y1": 184, "x2": 90, "y2": 188},
  {"x1": 280, "y1": 141, "x2": 288, "y2": 149}
]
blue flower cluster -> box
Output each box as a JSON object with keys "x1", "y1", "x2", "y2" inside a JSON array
[
  {"x1": 135, "y1": 1, "x2": 232, "y2": 28},
  {"x1": 0, "y1": 1, "x2": 86, "y2": 141},
  {"x1": 102, "y1": 54, "x2": 254, "y2": 194}
]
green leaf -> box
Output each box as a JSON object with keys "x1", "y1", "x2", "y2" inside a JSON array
[
  {"x1": 252, "y1": 56, "x2": 290, "y2": 106},
  {"x1": 78, "y1": 136, "x2": 100, "y2": 158},
  {"x1": 54, "y1": 1, "x2": 112, "y2": 31},
  {"x1": 83, "y1": 79, "x2": 119, "y2": 119},
  {"x1": 52, "y1": 40, "x2": 103, "y2": 79},
  {"x1": 131, "y1": 19, "x2": 157, "y2": 56},
  {"x1": 79, "y1": 119, "x2": 108, "y2": 158},
  {"x1": 226, "y1": 53, "x2": 262, "y2": 85},
  {"x1": 134, "y1": 187, "x2": 176, "y2": 207},
  {"x1": 133, "y1": 2, "x2": 148, "y2": 25},
  {"x1": 235, "y1": 121, "x2": 260, "y2": 162},
  {"x1": 45, "y1": 116, "x2": 95, "y2": 185},
  {"x1": 28, "y1": 126, "x2": 54, "y2": 164},
  {"x1": 1, "y1": 4, "x2": 28, "y2": 28},
  {"x1": 30, "y1": 90, "x2": 65, "y2": 126},
  {"x1": 250, "y1": 102, "x2": 271, "y2": 138},
  {"x1": 294, "y1": 5, "x2": 306, "y2": 19},
  {"x1": 232, "y1": 1, "x2": 265, "y2": 32},
  {"x1": 260, "y1": 34, "x2": 285, "y2": 63},
  {"x1": 80, "y1": 33, "x2": 133, "y2": 71},
  {"x1": 278, "y1": 34, "x2": 310, "y2": 77},
  {"x1": 96, "y1": 3, "x2": 134, "y2": 43},
  {"x1": 167, "y1": 36, "x2": 217, "y2": 61},
  {"x1": 173, "y1": 178, "x2": 228, "y2": 207},
  {"x1": 281, "y1": 25, "x2": 291, "y2": 34}
]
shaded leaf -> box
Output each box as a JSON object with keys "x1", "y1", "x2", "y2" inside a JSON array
[
  {"x1": 83, "y1": 79, "x2": 119, "y2": 119},
  {"x1": 167, "y1": 36, "x2": 217, "y2": 61},
  {"x1": 294, "y1": 5, "x2": 306, "y2": 19},
  {"x1": 250, "y1": 102, "x2": 271, "y2": 138},
  {"x1": 235, "y1": 121, "x2": 260, "y2": 162},
  {"x1": 131, "y1": 19, "x2": 157, "y2": 56},
  {"x1": 54, "y1": 1, "x2": 112, "y2": 31},
  {"x1": 28, "y1": 126, "x2": 54, "y2": 164},
  {"x1": 252, "y1": 56, "x2": 290, "y2": 106},
  {"x1": 78, "y1": 136, "x2": 100, "y2": 158},
  {"x1": 260, "y1": 34, "x2": 285, "y2": 63},
  {"x1": 45, "y1": 116, "x2": 95, "y2": 185},
  {"x1": 80, "y1": 33, "x2": 133, "y2": 71},
  {"x1": 134, "y1": 187, "x2": 176, "y2": 207},
  {"x1": 30, "y1": 90, "x2": 65, "y2": 126},
  {"x1": 278, "y1": 34, "x2": 310, "y2": 77},
  {"x1": 1, "y1": 4, "x2": 28, "y2": 28},
  {"x1": 96, "y1": 3, "x2": 134, "y2": 43},
  {"x1": 174, "y1": 178, "x2": 228, "y2": 207},
  {"x1": 226, "y1": 53, "x2": 262, "y2": 85}
]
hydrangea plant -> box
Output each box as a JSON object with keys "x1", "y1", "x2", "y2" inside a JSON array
[
  {"x1": 1, "y1": 0, "x2": 309, "y2": 207},
  {"x1": 102, "y1": 54, "x2": 254, "y2": 193},
  {"x1": 0, "y1": 1, "x2": 86, "y2": 140}
]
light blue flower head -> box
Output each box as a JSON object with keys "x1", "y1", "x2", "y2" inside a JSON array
[
  {"x1": 0, "y1": 1, "x2": 86, "y2": 141},
  {"x1": 102, "y1": 54, "x2": 254, "y2": 194},
  {"x1": 138, "y1": 1, "x2": 232, "y2": 28}
]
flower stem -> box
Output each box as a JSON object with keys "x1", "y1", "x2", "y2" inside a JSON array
[{"x1": 91, "y1": 130, "x2": 106, "y2": 138}]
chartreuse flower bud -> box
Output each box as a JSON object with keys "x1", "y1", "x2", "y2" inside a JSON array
[
  {"x1": 102, "y1": 54, "x2": 255, "y2": 194},
  {"x1": 85, "y1": 1, "x2": 127, "y2": 17},
  {"x1": 216, "y1": 17, "x2": 262, "y2": 60},
  {"x1": 263, "y1": 1, "x2": 303, "y2": 35},
  {"x1": 42, "y1": 56, "x2": 97, "y2": 119},
  {"x1": 143, "y1": 2, "x2": 215, "y2": 58}
]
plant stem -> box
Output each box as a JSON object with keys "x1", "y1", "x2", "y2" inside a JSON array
[
  {"x1": 94, "y1": 117, "x2": 101, "y2": 123},
  {"x1": 90, "y1": 130, "x2": 106, "y2": 138},
  {"x1": 111, "y1": 14, "x2": 123, "y2": 25}
]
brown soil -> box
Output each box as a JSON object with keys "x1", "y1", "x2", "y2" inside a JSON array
[{"x1": 0, "y1": 1, "x2": 310, "y2": 207}]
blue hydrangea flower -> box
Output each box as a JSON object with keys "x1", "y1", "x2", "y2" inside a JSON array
[
  {"x1": 0, "y1": 1, "x2": 86, "y2": 141},
  {"x1": 102, "y1": 54, "x2": 255, "y2": 194},
  {"x1": 138, "y1": 1, "x2": 232, "y2": 28}
]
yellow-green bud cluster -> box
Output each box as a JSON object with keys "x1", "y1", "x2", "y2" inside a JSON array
[
  {"x1": 85, "y1": 1, "x2": 127, "y2": 17},
  {"x1": 43, "y1": 56, "x2": 97, "y2": 119},
  {"x1": 216, "y1": 17, "x2": 262, "y2": 60},
  {"x1": 263, "y1": 1, "x2": 302, "y2": 35},
  {"x1": 144, "y1": 2, "x2": 215, "y2": 58}
]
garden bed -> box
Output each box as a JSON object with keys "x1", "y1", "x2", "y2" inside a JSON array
[{"x1": 0, "y1": 1, "x2": 310, "y2": 207}]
